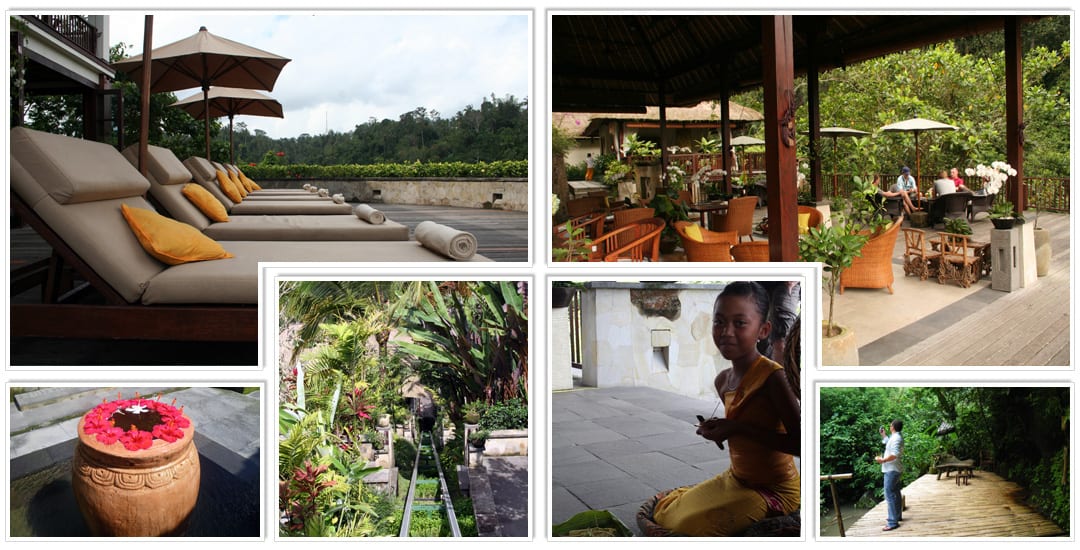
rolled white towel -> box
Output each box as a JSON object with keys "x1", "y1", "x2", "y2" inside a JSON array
[
  {"x1": 414, "y1": 220, "x2": 477, "y2": 261},
  {"x1": 353, "y1": 204, "x2": 386, "y2": 225},
  {"x1": 307, "y1": 185, "x2": 319, "y2": 193},
  {"x1": 318, "y1": 188, "x2": 329, "y2": 197},
  {"x1": 302, "y1": 183, "x2": 312, "y2": 191},
  {"x1": 332, "y1": 194, "x2": 345, "y2": 204}
]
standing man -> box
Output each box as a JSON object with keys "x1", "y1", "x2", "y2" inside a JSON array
[
  {"x1": 585, "y1": 153, "x2": 595, "y2": 181},
  {"x1": 875, "y1": 419, "x2": 904, "y2": 531}
]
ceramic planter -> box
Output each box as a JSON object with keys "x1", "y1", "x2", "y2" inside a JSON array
[
  {"x1": 821, "y1": 322, "x2": 859, "y2": 366},
  {"x1": 1034, "y1": 227, "x2": 1051, "y2": 276},
  {"x1": 991, "y1": 217, "x2": 1015, "y2": 230},
  {"x1": 72, "y1": 415, "x2": 200, "y2": 536}
]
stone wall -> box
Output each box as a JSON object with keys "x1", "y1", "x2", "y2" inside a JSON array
[
  {"x1": 579, "y1": 282, "x2": 729, "y2": 400},
  {"x1": 255, "y1": 178, "x2": 528, "y2": 212}
]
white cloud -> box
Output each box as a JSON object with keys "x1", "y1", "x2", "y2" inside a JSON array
[{"x1": 108, "y1": 11, "x2": 530, "y2": 138}]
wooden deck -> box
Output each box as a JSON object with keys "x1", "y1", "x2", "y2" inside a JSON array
[{"x1": 843, "y1": 472, "x2": 1066, "y2": 537}]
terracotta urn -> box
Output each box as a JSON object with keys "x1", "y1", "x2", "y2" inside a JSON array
[{"x1": 72, "y1": 403, "x2": 200, "y2": 536}]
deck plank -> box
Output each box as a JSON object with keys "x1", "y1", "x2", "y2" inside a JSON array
[{"x1": 842, "y1": 472, "x2": 1065, "y2": 537}]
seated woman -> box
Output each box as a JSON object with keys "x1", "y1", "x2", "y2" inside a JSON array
[{"x1": 652, "y1": 282, "x2": 800, "y2": 536}]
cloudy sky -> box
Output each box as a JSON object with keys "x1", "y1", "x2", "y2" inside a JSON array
[{"x1": 107, "y1": 11, "x2": 531, "y2": 139}]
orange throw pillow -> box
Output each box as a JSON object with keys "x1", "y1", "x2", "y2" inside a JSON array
[
  {"x1": 120, "y1": 203, "x2": 234, "y2": 265},
  {"x1": 240, "y1": 171, "x2": 262, "y2": 190},
  {"x1": 181, "y1": 183, "x2": 230, "y2": 222},
  {"x1": 216, "y1": 170, "x2": 243, "y2": 203},
  {"x1": 684, "y1": 223, "x2": 704, "y2": 242}
]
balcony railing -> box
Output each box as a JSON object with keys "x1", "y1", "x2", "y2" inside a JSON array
[{"x1": 27, "y1": 15, "x2": 100, "y2": 58}]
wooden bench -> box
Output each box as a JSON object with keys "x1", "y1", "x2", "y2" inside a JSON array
[{"x1": 934, "y1": 457, "x2": 975, "y2": 480}]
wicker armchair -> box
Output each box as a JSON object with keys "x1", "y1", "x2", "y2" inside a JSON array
[
  {"x1": 588, "y1": 217, "x2": 665, "y2": 262},
  {"x1": 731, "y1": 241, "x2": 771, "y2": 262},
  {"x1": 839, "y1": 215, "x2": 903, "y2": 294},
  {"x1": 901, "y1": 227, "x2": 940, "y2": 280},
  {"x1": 797, "y1": 206, "x2": 822, "y2": 233},
  {"x1": 674, "y1": 221, "x2": 737, "y2": 262},
  {"x1": 940, "y1": 191, "x2": 973, "y2": 223},
  {"x1": 967, "y1": 191, "x2": 996, "y2": 222},
  {"x1": 713, "y1": 195, "x2": 757, "y2": 242},
  {"x1": 938, "y1": 232, "x2": 980, "y2": 288}
]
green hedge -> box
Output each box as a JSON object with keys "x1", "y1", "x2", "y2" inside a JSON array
[{"x1": 242, "y1": 160, "x2": 528, "y2": 180}]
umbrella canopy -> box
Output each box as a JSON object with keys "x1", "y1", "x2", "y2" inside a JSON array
[
  {"x1": 729, "y1": 135, "x2": 765, "y2": 147},
  {"x1": 880, "y1": 117, "x2": 958, "y2": 183},
  {"x1": 113, "y1": 26, "x2": 290, "y2": 161},
  {"x1": 172, "y1": 86, "x2": 284, "y2": 163},
  {"x1": 816, "y1": 127, "x2": 871, "y2": 190}
]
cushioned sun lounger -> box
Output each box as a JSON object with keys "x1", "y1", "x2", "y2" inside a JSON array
[
  {"x1": 121, "y1": 144, "x2": 409, "y2": 242},
  {"x1": 183, "y1": 156, "x2": 354, "y2": 214},
  {"x1": 10, "y1": 127, "x2": 488, "y2": 342},
  {"x1": 223, "y1": 163, "x2": 312, "y2": 195}
]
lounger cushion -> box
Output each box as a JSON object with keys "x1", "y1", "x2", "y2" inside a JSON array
[
  {"x1": 10, "y1": 126, "x2": 149, "y2": 204},
  {"x1": 182, "y1": 184, "x2": 230, "y2": 222},
  {"x1": 217, "y1": 170, "x2": 245, "y2": 202},
  {"x1": 684, "y1": 223, "x2": 703, "y2": 242},
  {"x1": 228, "y1": 201, "x2": 355, "y2": 215},
  {"x1": 121, "y1": 204, "x2": 235, "y2": 265},
  {"x1": 141, "y1": 241, "x2": 491, "y2": 304},
  {"x1": 200, "y1": 215, "x2": 408, "y2": 241}
]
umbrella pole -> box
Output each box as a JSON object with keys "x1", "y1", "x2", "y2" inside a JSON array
[
  {"x1": 229, "y1": 114, "x2": 235, "y2": 164},
  {"x1": 831, "y1": 137, "x2": 838, "y2": 195},
  {"x1": 138, "y1": 16, "x2": 153, "y2": 177},
  {"x1": 204, "y1": 87, "x2": 211, "y2": 160},
  {"x1": 914, "y1": 131, "x2": 921, "y2": 191}
]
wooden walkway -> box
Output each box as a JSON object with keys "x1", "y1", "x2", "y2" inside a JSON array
[{"x1": 844, "y1": 472, "x2": 1066, "y2": 537}]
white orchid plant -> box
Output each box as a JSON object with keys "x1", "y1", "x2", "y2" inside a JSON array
[{"x1": 966, "y1": 161, "x2": 1018, "y2": 218}]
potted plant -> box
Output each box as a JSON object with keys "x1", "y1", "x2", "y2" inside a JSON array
[
  {"x1": 988, "y1": 198, "x2": 1017, "y2": 230},
  {"x1": 966, "y1": 161, "x2": 1017, "y2": 229},
  {"x1": 943, "y1": 217, "x2": 972, "y2": 236},
  {"x1": 798, "y1": 213, "x2": 868, "y2": 366},
  {"x1": 602, "y1": 161, "x2": 636, "y2": 202},
  {"x1": 467, "y1": 429, "x2": 488, "y2": 467},
  {"x1": 462, "y1": 401, "x2": 482, "y2": 426},
  {"x1": 621, "y1": 133, "x2": 660, "y2": 165}
]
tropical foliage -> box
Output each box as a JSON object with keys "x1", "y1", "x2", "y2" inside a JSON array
[
  {"x1": 278, "y1": 280, "x2": 529, "y2": 537},
  {"x1": 819, "y1": 387, "x2": 1069, "y2": 530}
]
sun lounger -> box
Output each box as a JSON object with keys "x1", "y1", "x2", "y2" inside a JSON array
[
  {"x1": 120, "y1": 143, "x2": 409, "y2": 242},
  {"x1": 10, "y1": 127, "x2": 488, "y2": 342},
  {"x1": 183, "y1": 156, "x2": 354, "y2": 214},
  {"x1": 223, "y1": 163, "x2": 312, "y2": 195}
]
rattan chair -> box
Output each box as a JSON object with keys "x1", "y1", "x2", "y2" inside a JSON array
[
  {"x1": 731, "y1": 241, "x2": 771, "y2": 262},
  {"x1": 967, "y1": 191, "x2": 996, "y2": 222},
  {"x1": 674, "y1": 221, "x2": 737, "y2": 262},
  {"x1": 938, "y1": 231, "x2": 980, "y2": 288},
  {"x1": 713, "y1": 195, "x2": 757, "y2": 242},
  {"x1": 901, "y1": 227, "x2": 940, "y2": 280},
  {"x1": 839, "y1": 215, "x2": 903, "y2": 294},
  {"x1": 940, "y1": 191, "x2": 974, "y2": 223},
  {"x1": 588, "y1": 217, "x2": 665, "y2": 262}
]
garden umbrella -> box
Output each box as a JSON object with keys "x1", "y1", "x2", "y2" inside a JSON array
[
  {"x1": 879, "y1": 117, "x2": 957, "y2": 185},
  {"x1": 172, "y1": 86, "x2": 284, "y2": 164},
  {"x1": 729, "y1": 135, "x2": 765, "y2": 147},
  {"x1": 112, "y1": 25, "x2": 290, "y2": 162},
  {"x1": 818, "y1": 126, "x2": 870, "y2": 190}
]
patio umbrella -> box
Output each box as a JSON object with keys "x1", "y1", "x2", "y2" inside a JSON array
[
  {"x1": 112, "y1": 25, "x2": 290, "y2": 162},
  {"x1": 729, "y1": 135, "x2": 765, "y2": 147},
  {"x1": 818, "y1": 126, "x2": 870, "y2": 190},
  {"x1": 879, "y1": 117, "x2": 958, "y2": 185},
  {"x1": 172, "y1": 86, "x2": 284, "y2": 164}
]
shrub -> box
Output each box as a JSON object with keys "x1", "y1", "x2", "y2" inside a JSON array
[
  {"x1": 479, "y1": 398, "x2": 528, "y2": 431},
  {"x1": 244, "y1": 160, "x2": 528, "y2": 180}
]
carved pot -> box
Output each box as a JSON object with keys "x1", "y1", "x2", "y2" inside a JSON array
[{"x1": 72, "y1": 415, "x2": 200, "y2": 536}]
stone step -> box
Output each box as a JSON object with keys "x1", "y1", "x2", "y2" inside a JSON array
[{"x1": 13, "y1": 386, "x2": 99, "y2": 410}]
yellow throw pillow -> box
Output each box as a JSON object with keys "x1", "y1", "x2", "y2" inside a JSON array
[
  {"x1": 798, "y1": 212, "x2": 811, "y2": 235},
  {"x1": 120, "y1": 203, "x2": 234, "y2": 265},
  {"x1": 684, "y1": 223, "x2": 704, "y2": 242},
  {"x1": 229, "y1": 170, "x2": 249, "y2": 193},
  {"x1": 240, "y1": 171, "x2": 262, "y2": 190},
  {"x1": 181, "y1": 183, "x2": 230, "y2": 222},
  {"x1": 216, "y1": 170, "x2": 243, "y2": 203}
]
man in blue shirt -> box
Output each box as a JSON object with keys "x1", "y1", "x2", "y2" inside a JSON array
[{"x1": 875, "y1": 419, "x2": 904, "y2": 531}]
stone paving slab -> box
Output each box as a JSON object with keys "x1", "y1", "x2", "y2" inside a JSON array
[
  {"x1": 551, "y1": 386, "x2": 738, "y2": 536},
  {"x1": 10, "y1": 386, "x2": 182, "y2": 435}
]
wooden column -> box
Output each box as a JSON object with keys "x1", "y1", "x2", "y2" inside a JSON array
[
  {"x1": 1005, "y1": 16, "x2": 1025, "y2": 212},
  {"x1": 762, "y1": 15, "x2": 799, "y2": 262},
  {"x1": 806, "y1": 26, "x2": 823, "y2": 202},
  {"x1": 659, "y1": 80, "x2": 668, "y2": 191},
  {"x1": 720, "y1": 87, "x2": 732, "y2": 193}
]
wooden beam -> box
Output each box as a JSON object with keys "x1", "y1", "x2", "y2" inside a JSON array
[
  {"x1": 1005, "y1": 16, "x2": 1025, "y2": 212},
  {"x1": 721, "y1": 87, "x2": 732, "y2": 193},
  {"x1": 762, "y1": 15, "x2": 799, "y2": 262}
]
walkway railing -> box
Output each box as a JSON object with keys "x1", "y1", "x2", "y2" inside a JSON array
[
  {"x1": 820, "y1": 473, "x2": 854, "y2": 537},
  {"x1": 26, "y1": 15, "x2": 100, "y2": 58},
  {"x1": 822, "y1": 173, "x2": 1070, "y2": 212}
]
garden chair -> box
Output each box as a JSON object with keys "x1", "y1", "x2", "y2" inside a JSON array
[
  {"x1": 967, "y1": 191, "x2": 996, "y2": 222},
  {"x1": 613, "y1": 207, "x2": 656, "y2": 247},
  {"x1": 674, "y1": 220, "x2": 736, "y2": 262},
  {"x1": 937, "y1": 231, "x2": 980, "y2": 288},
  {"x1": 10, "y1": 126, "x2": 487, "y2": 344},
  {"x1": 587, "y1": 217, "x2": 665, "y2": 262},
  {"x1": 123, "y1": 144, "x2": 411, "y2": 241},
  {"x1": 901, "y1": 227, "x2": 940, "y2": 280},
  {"x1": 731, "y1": 241, "x2": 771, "y2": 262},
  {"x1": 839, "y1": 216, "x2": 903, "y2": 294},
  {"x1": 940, "y1": 191, "x2": 974, "y2": 223},
  {"x1": 713, "y1": 195, "x2": 757, "y2": 242}
]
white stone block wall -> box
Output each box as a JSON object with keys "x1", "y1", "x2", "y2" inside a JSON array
[{"x1": 580, "y1": 283, "x2": 729, "y2": 400}]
